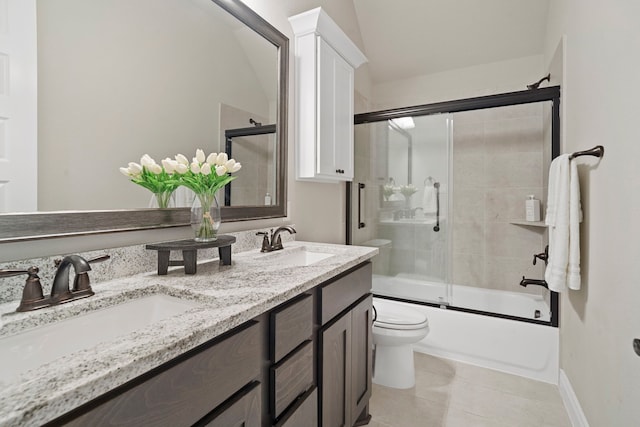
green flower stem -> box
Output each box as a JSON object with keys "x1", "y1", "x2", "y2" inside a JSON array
[
  {"x1": 194, "y1": 192, "x2": 220, "y2": 241},
  {"x1": 154, "y1": 191, "x2": 174, "y2": 209}
]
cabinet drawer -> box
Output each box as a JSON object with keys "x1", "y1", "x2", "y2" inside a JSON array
[
  {"x1": 62, "y1": 321, "x2": 262, "y2": 427},
  {"x1": 320, "y1": 262, "x2": 372, "y2": 325},
  {"x1": 200, "y1": 382, "x2": 261, "y2": 427},
  {"x1": 271, "y1": 293, "x2": 313, "y2": 363},
  {"x1": 271, "y1": 340, "x2": 314, "y2": 420},
  {"x1": 275, "y1": 387, "x2": 318, "y2": 427}
]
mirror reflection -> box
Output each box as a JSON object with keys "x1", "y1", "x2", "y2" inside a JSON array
[{"x1": 32, "y1": 0, "x2": 278, "y2": 212}]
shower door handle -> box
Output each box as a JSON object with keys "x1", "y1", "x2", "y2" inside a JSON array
[
  {"x1": 433, "y1": 182, "x2": 440, "y2": 232},
  {"x1": 358, "y1": 183, "x2": 366, "y2": 229}
]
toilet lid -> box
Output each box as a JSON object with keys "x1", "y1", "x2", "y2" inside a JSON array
[{"x1": 374, "y1": 299, "x2": 429, "y2": 330}]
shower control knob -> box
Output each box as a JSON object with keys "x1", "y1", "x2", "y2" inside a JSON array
[{"x1": 634, "y1": 339, "x2": 640, "y2": 357}]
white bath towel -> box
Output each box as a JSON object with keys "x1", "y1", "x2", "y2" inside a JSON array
[
  {"x1": 422, "y1": 183, "x2": 437, "y2": 214},
  {"x1": 545, "y1": 154, "x2": 582, "y2": 292}
]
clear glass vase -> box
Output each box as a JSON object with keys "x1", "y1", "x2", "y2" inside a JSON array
[
  {"x1": 149, "y1": 191, "x2": 175, "y2": 209},
  {"x1": 191, "y1": 192, "x2": 221, "y2": 242}
]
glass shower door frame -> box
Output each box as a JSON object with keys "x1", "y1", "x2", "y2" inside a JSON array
[{"x1": 347, "y1": 87, "x2": 561, "y2": 328}]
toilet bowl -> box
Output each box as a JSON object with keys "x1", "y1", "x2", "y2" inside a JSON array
[{"x1": 372, "y1": 297, "x2": 429, "y2": 389}]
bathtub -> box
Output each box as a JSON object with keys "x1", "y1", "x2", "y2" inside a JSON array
[
  {"x1": 372, "y1": 274, "x2": 559, "y2": 383},
  {"x1": 373, "y1": 273, "x2": 551, "y2": 321}
]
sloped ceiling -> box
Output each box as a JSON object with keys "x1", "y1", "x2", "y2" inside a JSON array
[{"x1": 352, "y1": 0, "x2": 550, "y2": 84}]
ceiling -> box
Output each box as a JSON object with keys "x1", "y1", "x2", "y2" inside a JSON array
[{"x1": 350, "y1": 0, "x2": 550, "y2": 84}]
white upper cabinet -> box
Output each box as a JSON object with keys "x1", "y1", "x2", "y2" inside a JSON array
[{"x1": 289, "y1": 8, "x2": 367, "y2": 182}]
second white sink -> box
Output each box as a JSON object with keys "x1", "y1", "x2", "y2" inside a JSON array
[
  {"x1": 255, "y1": 247, "x2": 336, "y2": 266},
  {"x1": 281, "y1": 250, "x2": 335, "y2": 266},
  {"x1": 0, "y1": 294, "x2": 200, "y2": 385}
]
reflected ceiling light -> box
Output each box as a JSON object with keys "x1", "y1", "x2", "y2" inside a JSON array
[{"x1": 389, "y1": 117, "x2": 415, "y2": 129}]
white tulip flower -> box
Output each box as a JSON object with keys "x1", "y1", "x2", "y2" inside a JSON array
[
  {"x1": 215, "y1": 152, "x2": 228, "y2": 166},
  {"x1": 190, "y1": 162, "x2": 201, "y2": 174},
  {"x1": 175, "y1": 163, "x2": 189, "y2": 174},
  {"x1": 195, "y1": 149, "x2": 206, "y2": 163},
  {"x1": 148, "y1": 163, "x2": 163, "y2": 174},
  {"x1": 175, "y1": 154, "x2": 189, "y2": 165},
  {"x1": 215, "y1": 165, "x2": 227, "y2": 176},
  {"x1": 230, "y1": 162, "x2": 242, "y2": 173},
  {"x1": 128, "y1": 162, "x2": 143, "y2": 175},
  {"x1": 140, "y1": 154, "x2": 156, "y2": 169},
  {"x1": 162, "y1": 158, "x2": 177, "y2": 174},
  {"x1": 119, "y1": 167, "x2": 132, "y2": 177},
  {"x1": 206, "y1": 153, "x2": 217, "y2": 165},
  {"x1": 201, "y1": 163, "x2": 212, "y2": 175},
  {"x1": 224, "y1": 159, "x2": 236, "y2": 171}
]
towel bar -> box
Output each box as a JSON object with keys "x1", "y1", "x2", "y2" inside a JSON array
[{"x1": 569, "y1": 145, "x2": 604, "y2": 160}]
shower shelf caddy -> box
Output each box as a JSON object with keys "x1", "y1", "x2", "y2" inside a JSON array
[{"x1": 509, "y1": 145, "x2": 604, "y2": 228}]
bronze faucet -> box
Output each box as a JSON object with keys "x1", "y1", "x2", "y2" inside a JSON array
[
  {"x1": 0, "y1": 254, "x2": 110, "y2": 312},
  {"x1": 51, "y1": 255, "x2": 93, "y2": 304},
  {"x1": 0, "y1": 266, "x2": 50, "y2": 312},
  {"x1": 256, "y1": 226, "x2": 297, "y2": 252}
]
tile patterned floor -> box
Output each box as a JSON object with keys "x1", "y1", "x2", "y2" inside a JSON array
[{"x1": 369, "y1": 352, "x2": 571, "y2": 427}]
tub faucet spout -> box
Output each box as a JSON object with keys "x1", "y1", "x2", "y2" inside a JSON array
[{"x1": 519, "y1": 276, "x2": 548, "y2": 289}]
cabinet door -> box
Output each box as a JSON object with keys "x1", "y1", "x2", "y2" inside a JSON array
[
  {"x1": 320, "y1": 312, "x2": 352, "y2": 427},
  {"x1": 317, "y1": 37, "x2": 354, "y2": 181},
  {"x1": 332, "y1": 44, "x2": 354, "y2": 180},
  {"x1": 350, "y1": 296, "x2": 373, "y2": 424}
]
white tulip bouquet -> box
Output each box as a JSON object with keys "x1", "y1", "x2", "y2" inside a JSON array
[
  {"x1": 120, "y1": 149, "x2": 242, "y2": 241},
  {"x1": 382, "y1": 184, "x2": 396, "y2": 201},
  {"x1": 177, "y1": 149, "x2": 242, "y2": 198},
  {"x1": 399, "y1": 184, "x2": 418, "y2": 198},
  {"x1": 119, "y1": 154, "x2": 183, "y2": 208}
]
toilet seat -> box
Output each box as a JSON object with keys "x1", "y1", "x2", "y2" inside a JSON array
[{"x1": 373, "y1": 299, "x2": 429, "y2": 330}]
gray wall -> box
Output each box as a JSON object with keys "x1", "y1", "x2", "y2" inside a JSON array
[
  {"x1": 544, "y1": 0, "x2": 640, "y2": 424},
  {"x1": 451, "y1": 105, "x2": 548, "y2": 296}
]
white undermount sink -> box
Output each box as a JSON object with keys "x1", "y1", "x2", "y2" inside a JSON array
[
  {"x1": 282, "y1": 250, "x2": 334, "y2": 266},
  {"x1": 0, "y1": 294, "x2": 200, "y2": 385},
  {"x1": 257, "y1": 248, "x2": 335, "y2": 266}
]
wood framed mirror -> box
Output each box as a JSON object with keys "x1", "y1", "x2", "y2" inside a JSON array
[{"x1": 0, "y1": 0, "x2": 288, "y2": 242}]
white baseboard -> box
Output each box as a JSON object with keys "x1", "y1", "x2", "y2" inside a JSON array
[{"x1": 559, "y1": 369, "x2": 590, "y2": 427}]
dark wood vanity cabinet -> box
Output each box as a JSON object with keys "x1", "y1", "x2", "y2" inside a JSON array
[{"x1": 48, "y1": 261, "x2": 372, "y2": 427}]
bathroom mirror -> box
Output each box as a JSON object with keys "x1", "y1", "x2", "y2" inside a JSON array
[
  {"x1": 387, "y1": 120, "x2": 412, "y2": 187},
  {"x1": 0, "y1": 0, "x2": 288, "y2": 242}
]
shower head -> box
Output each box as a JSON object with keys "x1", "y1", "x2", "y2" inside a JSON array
[
  {"x1": 249, "y1": 118, "x2": 262, "y2": 127},
  {"x1": 527, "y1": 73, "x2": 551, "y2": 90}
]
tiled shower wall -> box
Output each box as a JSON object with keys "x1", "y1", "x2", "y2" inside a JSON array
[
  {"x1": 451, "y1": 103, "x2": 550, "y2": 295},
  {"x1": 219, "y1": 104, "x2": 275, "y2": 207}
]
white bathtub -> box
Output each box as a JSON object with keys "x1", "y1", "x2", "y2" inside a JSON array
[
  {"x1": 373, "y1": 274, "x2": 551, "y2": 321},
  {"x1": 372, "y1": 274, "x2": 559, "y2": 383}
]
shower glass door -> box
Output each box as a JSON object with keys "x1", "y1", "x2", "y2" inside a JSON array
[{"x1": 351, "y1": 114, "x2": 452, "y2": 305}]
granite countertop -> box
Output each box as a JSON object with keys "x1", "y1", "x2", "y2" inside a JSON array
[{"x1": 0, "y1": 241, "x2": 377, "y2": 427}]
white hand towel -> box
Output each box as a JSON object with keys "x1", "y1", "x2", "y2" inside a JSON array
[
  {"x1": 567, "y1": 159, "x2": 582, "y2": 289},
  {"x1": 422, "y1": 184, "x2": 437, "y2": 214},
  {"x1": 545, "y1": 154, "x2": 582, "y2": 292}
]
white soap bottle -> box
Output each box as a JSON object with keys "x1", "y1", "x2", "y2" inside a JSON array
[
  {"x1": 525, "y1": 195, "x2": 541, "y2": 222},
  {"x1": 264, "y1": 192, "x2": 272, "y2": 206}
]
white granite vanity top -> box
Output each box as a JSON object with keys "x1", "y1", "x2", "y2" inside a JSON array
[{"x1": 0, "y1": 241, "x2": 377, "y2": 427}]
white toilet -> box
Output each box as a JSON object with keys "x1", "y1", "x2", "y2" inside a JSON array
[{"x1": 372, "y1": 297, "x2": 429, "y2": 389}]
